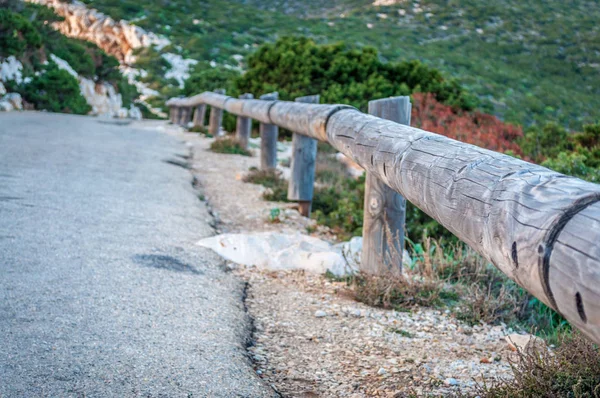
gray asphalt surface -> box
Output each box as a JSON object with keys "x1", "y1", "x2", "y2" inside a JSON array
[{"x1": 0, "y1": 112, "x2": 274, "y2": 397}]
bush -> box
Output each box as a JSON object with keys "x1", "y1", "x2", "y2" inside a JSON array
[
  {"x1": 236, "y1": 36, "x2": 477, "y2": 113},
  {"x1": 20, "y1": 61, "x2": 91, "y2": 114},
  {"x1": 0, "y1": 9, "x2": 42, "y2": 57},
  {"x1": 480, "y1": 332, "x2": 600, "y2": 397}
]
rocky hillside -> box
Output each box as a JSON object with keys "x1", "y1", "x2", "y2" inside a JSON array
[
  {"x1": 0, "y1": 1, "x2": 144, "y2": 117},
  {"x1": 76, "y1": 0, "x2": 599, "y2": 129}
]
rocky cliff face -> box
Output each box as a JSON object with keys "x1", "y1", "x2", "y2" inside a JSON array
[
  {"x1": 25, "y1": 0, "x2": 170, "y2": 64},
  {"x1": 24, "y1": 0, "x2": 179, "y2": 118}
]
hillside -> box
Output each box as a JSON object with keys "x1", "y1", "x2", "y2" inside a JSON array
[
  {"x1": 0, "y1": 1, "x2": 143, "y2": 116},
  {"x1": 79, "y1": 0, "x2": 599, "y2": 129}
]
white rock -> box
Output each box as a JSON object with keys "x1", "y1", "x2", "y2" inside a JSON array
[
  {"x1": 444, "y1": 377, "x2": 458, "y2": 386},
  {"x1": 50, "y1": 54, "x2": 78, "y2": 77},
  {"x1": 3, "y1": 93, "x2": 22, "y2": 110},
  {"x1": 314, "y1": 310, "x2": 327, "y2": 318},
  {"x1": 0, "y1": 100, "x2": 14, "y2": 112},
  {"x1": 162, "y1": 53, "x2": 198, "y2": 89},
  {"x1": 128, "y1": 105, "x2": 142, "y2": 120},
  {"x1": 0, "y1": 56, "x2": 24, "y2": 84},
  {"x1": 196, "y1": 232, "x2": 357, "y2": 276},
  {"x1": 0, "y1": 82, "x2": 6, "y2": 95}
]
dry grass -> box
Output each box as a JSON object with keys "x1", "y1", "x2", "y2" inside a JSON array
[
  {"x1": 480, "y1": 332, "x2": 600, "y2": 397},
  {"x1": 210, "y1": 137, "x2": 251, "y2": 156},
  {"x1": 409, "y1": 236, "x2": 530, "y2": 326},
  {"x1": 343, "y1": 272, "x2": 452, "y2": 311}
]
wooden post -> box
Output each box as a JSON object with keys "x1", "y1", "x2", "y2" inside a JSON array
[
  {"x1": 361, "y1": 96, "x2": 411, "y2": 275},
  {"x1": 169, "y1": 107, "x2": 176, "y2": 123},
  {"x1": 176, "y1": 107, "x2": 184, "y2": 125},
  {"x1": 288, "y1": 95, "x2": 319, "y2": 217},
  {"x1": 236, "y1": 93, "x2": 254, "y2": 149},
  {"x1": 259, "y1": 92, "x2": 279, "y2": 170},
  {"x1": 192, "y1": 104, "x2": 206, "y2": 128},
  {"x1": 208, "y1": 89, "x2": 226, "y2": 136},
  {"x1": 181, "y1": 107, "x2": 192, "y2": 127}
]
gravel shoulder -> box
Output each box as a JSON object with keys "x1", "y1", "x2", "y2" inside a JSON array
[{"x1": 169, "y1": 125, "x2": 516, "y2": 397}]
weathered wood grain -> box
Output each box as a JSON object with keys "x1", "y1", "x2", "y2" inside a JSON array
[
  {"x1": 288, "y1": 95, "x2": 320, "y2": 217},
  {"x1": 269, "y1": 102, "x2": 353, "y2": 141},
  {"x1": 326, "y1": 108, "x2": 600, "y2": 342},
  {"x1": 208, "y1": 89, "x2": 226, "y2": 136},
  {"x1": 259, "y1": 92, "x2": 279, "y2": 170},
  {"x1": 235, "y1": 93, "x2": 254, "y2": 149},
  {"x1": 361, "y1": 97, "x2": 410, "y2": 275},
  {"x1": 239, "y1": 99, "x2": 275, "y2": 124},
  {"x1": 192, "y1": 104, "x2": 206, "y2": 128}
]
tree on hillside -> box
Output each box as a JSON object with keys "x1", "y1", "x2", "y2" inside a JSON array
[
  {"x1": 234, "y1": 36, "x2": 477, "y2": 112},
  {"x1": 20, "y1": 61, "x2": 91, "y2": 115}
]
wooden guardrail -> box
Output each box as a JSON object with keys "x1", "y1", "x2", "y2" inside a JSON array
[{"x1": 166, "y1": 91, "x2": 600, "y2": 344}]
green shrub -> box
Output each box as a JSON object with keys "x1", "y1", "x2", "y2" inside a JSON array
[
  {"x1": 235, "y1": 37, "x2": 476, "y2": 113},
  {"x1": 20, "y1": 61, "x2": 91, "y2": 114},
  {"x1": 0, "y1": 9, "x2": 42, "y2": 57}
]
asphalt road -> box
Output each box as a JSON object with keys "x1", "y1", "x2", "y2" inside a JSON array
[{"x1": 0, "y1": 112, "x2": 274, "y2": 397}]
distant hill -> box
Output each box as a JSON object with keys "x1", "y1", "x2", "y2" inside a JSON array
[{"x1": 78, "y1": 0, "x2": 599, "y2": 129}]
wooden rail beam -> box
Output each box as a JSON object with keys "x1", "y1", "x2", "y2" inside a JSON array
[
  {"x1": 288, "y1": 95, "x2": 319, "y2": 217},
  {"x1": 361, "y1": 96, "x2": 410, "y2": 275},
  {"x1": 259, "y1": 92, "x2": 279, "y2": 170},
  {"x1": 325, "y1": 108, "x2": 600, "y2": 343}
]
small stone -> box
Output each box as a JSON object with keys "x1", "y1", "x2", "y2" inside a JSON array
[
  {"x1": 377, "y1": 367, "x2": 387, "y2": 375},
  {"x1": 444, "y1": 378, "x2": 459, "y2": 386},
  {"x1": 480, "y1": 357, "x2": 492, "y2": 364},
  {"x1": 314, "y1": 310, "x2": 327, "y2": 318}
]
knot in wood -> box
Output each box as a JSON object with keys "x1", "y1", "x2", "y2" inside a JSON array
[{"x1": 368, "y1": 195, "x2": 382, "y2": 215}]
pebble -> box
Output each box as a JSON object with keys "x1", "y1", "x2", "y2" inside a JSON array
[
  {"x1": 314, "y1": 310, "x2": 327, "y2": 318},
  {"x1": 444, "y1": 377, "x2": 459, "y2": 386}
]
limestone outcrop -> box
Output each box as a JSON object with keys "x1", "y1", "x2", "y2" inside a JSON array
[{"x1": 25, "y1": 0, "x2": 170, "y2": 64}]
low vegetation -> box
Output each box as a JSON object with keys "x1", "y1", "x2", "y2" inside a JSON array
[
  {"x1": 480, "y1": 332, "x2": 600, "y2": 397},
  {"x1": 243, "y1": 168, "x2": 288, "y2": 202},
  {"x1": 209, "y1": 137, "x2": 252, "y2": 156}
]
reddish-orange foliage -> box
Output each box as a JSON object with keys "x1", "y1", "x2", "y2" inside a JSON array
[{"x1": 411, "y1": 93, "x2": 523, "y2": 155}]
